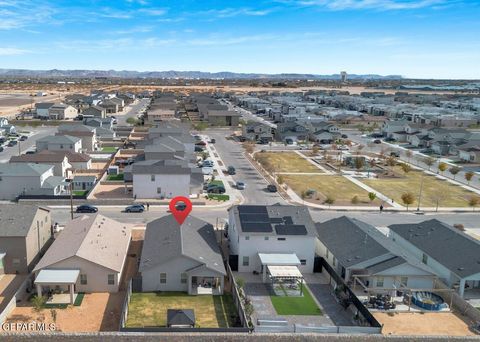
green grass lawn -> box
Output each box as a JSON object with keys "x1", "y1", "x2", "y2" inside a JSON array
[
  {"x1": 126, "y1": 292, "x2": 238, "y2": 328},
  {"x1": 363, "y1": 166, "x2": 476, "y2": 207},
  {"x1": 255, "y1": 152, "x2": 322, "y2": 173},
  {"x1": 101, "y1": 147, "x2": 118, "y2": 153},
  {"x1": 270, "y1": 285, "x2": 322, "y2": 316},
  {"x1": 72, "y1": 190, "x2": 88, "y2": 196},
  {"x1": 209, "y1": 180, "x2": 224, "y2": 187},
  {"x1": 107, "y1": 173, "x2": 124, "y2": 181}
]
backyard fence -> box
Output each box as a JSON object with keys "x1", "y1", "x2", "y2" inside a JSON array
[
  {"x1": 119, "y1": 279, "x2": 133, "y2": 330},
  {"x1": 318, "y1": 257, "x2": 383, "y2": 331},
  {"x1": 225, "y1": 263, "x2": 251, "y2": 330},
  {"x1": 0, "y1": 276, "x2": 32, "y2": 324},
  {"x1": 434, "y1": 281, "x2": 480, "y2": 322}
]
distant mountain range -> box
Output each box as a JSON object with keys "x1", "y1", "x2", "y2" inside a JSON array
[{"x1": 0, "y1": 68, "x2": 403, "y2": 80}]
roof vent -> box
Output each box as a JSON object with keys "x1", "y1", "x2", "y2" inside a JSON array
[{"x1": 457, "y1": 267, "x2": 464, "y2": 271}]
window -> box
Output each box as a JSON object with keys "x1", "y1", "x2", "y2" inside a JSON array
[
  {"x1": 107, "y1": 274, "x2": 115, "y2": 285},
  {"x1": 422, "y1": 253, "x2": 428, "y2": 264},
  {"x1": 245, "y1": 236, "x2": 250, "y2": 240},
  {"x1": 80, "y1": 274, "x2": 87, "y2": 285},
  {"x1": 157, "y1": 187, "x2": 161, "y2": 194},
  {"x1": 300, "y1": 259, "x2": 307, "y2": 265},
  {"x1": 332, "y1": 257, "x2": 336, "y2": 267},
  {"x1": 60, "y1": 144, "x2": 64, "y2": 149},
  {"x1": 264, "y1": 236, "x2": 269, "y2": 241},
  {"x1": 277, "y1": 237, "x2": 286, "y2": 241},
  {"x1": 160, "y1": 273, "x2": 167, "y2": 284},
  {"x1": 326, "y1": 249, "x2": 329, "y2": 259},
  {"x1": 376, "y1": 277, "x2": 384, "y2": 287},
  {"x1": 151, "y1": 175, "x2": 155, "y2": 181},
  {"x1": 181, "y1": 273, "x2": 187, "y2": 284},
  {"x1": 400, "y1": 277, "x2": 408, "y2": 287},
  {"x1": 242, "y1": 256, "x2": 249, "y2": 266}
]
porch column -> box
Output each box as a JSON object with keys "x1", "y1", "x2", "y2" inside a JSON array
[
  {"x1": 36, "y1": 284, "x2": 42, "y2": 298},
  {"x1": 262, "y1": 265, "x2": 267, "y2": 283},
  {"x1": 458, "y1": 279, "x2": 466, "y2": 298},
  {"x1": 69, "y1": 284, "x2": 74, "y2": 304},
  {"x1": 188, "y1": 275, "x2": 192, "y2": 295},
  {"x1": 220, "y1": 277, "x2": 224, "y2": 295}
]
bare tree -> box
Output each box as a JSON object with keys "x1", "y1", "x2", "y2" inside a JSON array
[
  {"x1": 324, "y1": 195, "x2": 335, "y2": 208},
  {"x1": 449, "y1": 166, "x2": 461, "y2": 180},
  {"x1": 401, "y1": 192, "x2": 415, "y2": 211},
  {"x1": 423, "y1": 156, "x2": 435, "y2": 171},
  {"x1": 429, "y1": 189, "x2": 446, "y2": 212},
  {"x1": 468, "y1": 196, "x2": 480, "y2": 211},
  {"x1": 465, "y1": 171, "x2": 474, "y2": 185},
  {"x1": 386, "y1": 156, "x2": 397, "y2": 167}
]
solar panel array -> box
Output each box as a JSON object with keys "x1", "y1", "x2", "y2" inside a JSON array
[{"x1": 238, "y1": 206, "x2": 307, "y2": 235}]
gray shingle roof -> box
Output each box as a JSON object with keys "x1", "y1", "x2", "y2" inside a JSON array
[
  {"x1": 37, "y1": 135, "x2": 81, "y2": 144},
  {"x1": 139, "y1": 215, "x2": 225, "y2": 275},
  {"x1": 0, "y1": 205, "x2": 49, "y2": 237},
  {"x1": 316, "y1": 216, "x2": 390, "y2": 268},
  {"x1": 34, "y1": 214, "x2": 131, "y2": 273},
  {"x1": 389, "y1": 219, "x2": 480, "y2": 278},
  {"x1": 365, "y1": 256, "x2": 406, "y2": 275},
  {"x1": 0, "y1": 163, "x2": 53, "y2": 176}
]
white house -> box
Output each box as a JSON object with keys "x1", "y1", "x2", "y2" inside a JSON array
[
  {"x1": 36, "y1": 135, "x2": 82, "y2": 153},
  {"x1": 48, "y1": 104, "x2": 78, "y2": 120},
  {"x1": 131, "y1": 159, "x2": 203, "y2": 199},
  {"x1": 227, "y1": 205, "x2": 317, "y2": 277},
  {"x1": 388, "y1": 219, "x2": 480, "y2": 298},
  {"x1": 316, "y1": 217, "x2": 436, "y2": 292},
  {"x1": 0, "y1": 163, "x2": 66, "y2": 200},
  {"x1": 35, "y1": 103, "x2": 54, "y2": 118},
  {"x1": 139, "y1": 215, "x2": 226, "y2": 295}
]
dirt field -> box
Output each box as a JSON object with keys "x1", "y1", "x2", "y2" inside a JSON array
[
  {"x1": 7, "y1": 292, "x2": 125, "y2": 332},
  {"x1": 374, "y1": 312, "x2": 477, "y2": 336},
  {"x1": 255, "y1": 151, "x2": 323, "y2": 173}
]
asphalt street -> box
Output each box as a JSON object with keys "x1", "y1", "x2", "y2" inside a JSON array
[
  {"x1": 0, "y1": 126, "x2": 58, "y2": 163},
  {"x1": 115, "y1": 98, "x2": 150, "y2": 126}
]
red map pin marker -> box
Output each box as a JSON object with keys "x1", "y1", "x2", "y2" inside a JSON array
[{"x1": 169, "y1": 196, "x2": 192, "y2": 225}]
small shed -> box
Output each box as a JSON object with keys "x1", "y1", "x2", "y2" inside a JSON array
[{"x1": 167, "y1": 309, "x2": 195, "y2": 328}]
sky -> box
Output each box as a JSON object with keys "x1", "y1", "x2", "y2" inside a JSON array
[{"x1": 0, "y1": 0, "x2": 479, "y2": 79}]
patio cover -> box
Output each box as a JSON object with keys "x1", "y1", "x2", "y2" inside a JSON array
[
  {"x1": 267, "y1": 265, "x2": 303, "y2": 278},
  {"x1": 35, "y1": 269, "x2": 80, "y2": 285},
  {"x1": 258, "y1": 253, "x2": 301, "y2": 266}
]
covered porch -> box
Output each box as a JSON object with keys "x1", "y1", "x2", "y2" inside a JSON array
[
  {"x1": 186, "y1": 265, "x2": 224, "y2": 296},
  {"x1": 267, "y1": 265, "x2": 305, "y2": 297},
  {"x1": 35, "y1": 269, "x2": 80, "y2": 305},
  {"x1": 258, "y1": 253, "x2": 302, "y2": 283}
]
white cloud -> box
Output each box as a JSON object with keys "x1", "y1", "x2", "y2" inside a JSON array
[
  {"x1": 198, "y1": 8, "x2": 275, "y2": 18},
  {"x1": 138, "y1": 8, "x2": 167, "y2": 16},
  {"x1": 276, "y1": 0, "x2": 449, "y2": 10},
  {"x1": 0, "y1": 47, "x2": 30, "y2": 55}
]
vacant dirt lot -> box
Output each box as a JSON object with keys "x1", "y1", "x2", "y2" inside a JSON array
[
  {"x1": 374, "y1": 312, "x2": 477, "y2": 336},
  {"x1": 255, "y1": 151, "x2": 322, "y2": 173}
]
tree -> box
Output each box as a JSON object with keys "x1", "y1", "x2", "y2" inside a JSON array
[
  {"x1": 468, "y1": 196, "x2": 480, "y2": 211},
  {"x1": 449, "y1": 166, "x2": 461, "y2": 180},
  {"x1": 430, "y1": 189, "x2": 446, "y2": 212},
  {"x1": 368, "y1": 192, "x2": 377, "y2": 202},
  {"x1": 351, "y1": 195, "x2": 360, "y2": 204},
  {"x1": 401, "y1": 192, "x2": 415, "y2": 211},
  {"x1": 465, "y1": 171, "x2": 475, "y2": 185},
  {"x1": 405, "y1": 150, "x2": 413, "y2": 163},
  {"x1": 354, "y1": 157, "x2": 365, "y2": 171},
  {"x1": 125, "y1": 117, "x2": 138, "y2": 125},
  {"x1": 324, "y1": 195, "x2": 335, "y2": 208},
  {"x1": 438, "y1": 162, "x2": 448, "y2": 175},
  {"x1": 386, "y1": 156, "x2": 397, "y2": 167},
  {"x1": 423, "y1": 157, "x2": 435, "y2": 171},
  {"x1": 31, "y1": 295, "x2": 46, "y2": 313},
  {"x1": 400, "y1": 163, "x2": 412, "y2": 174}
]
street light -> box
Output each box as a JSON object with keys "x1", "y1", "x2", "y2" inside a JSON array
[{"x1": 417, "y1": 172, "x2": 425, "y2": 211}]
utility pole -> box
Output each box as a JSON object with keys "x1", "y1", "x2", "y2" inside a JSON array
[
  {"x1": 417, "y1": 172, "x2": 425, "y2": 211},
  {"x1": 70, "y1": 181, "x2": 74, "y2": 220}
]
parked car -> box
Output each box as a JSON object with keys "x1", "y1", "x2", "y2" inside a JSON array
[
  {"x1": 390, "y1": 151, "x2": 400, "y2": 157},
  {"x1": 75, "y1": 205, "x2": 98, "y2": 213},
  {"x1": 236, "y1": 181, "x2": 246, "y2": 190},
  {"x1": 202, "y1": 160, "x2": 214, "y2": 167},
  {"x1": 373, "y1": 139, "x2": 382, "y2": 144},
  {"x1": 175, "y1": 202, "x2": 187, "y2": 211},
  {"x1": 25, "y1": 150, "x2": 36, "y2": 155},
  {"x1": 337, "y1": 145, "x2": 349, "y2": 151},
  {"x1": 7, "y1": 140, "x2": 17, "y2": 147},
  {"x1": 371, "y1": 133, "x2": 383, "y2": 138},
  {"x1": 341, "y1": 134, "x2": 348, "y2": 139},
  {"x1": 0, "y1": 146, "x2": 3, "y2": 153},
  {"x1": 125, "y1": 204, "x2": 145, "y2": 213},
  {"x1": 210, "y1": 138, "x2": 216, "y2": 144},
  {"x1": 285, "y1": 138, "x2": 293, "y2": 145},
  {"x1": 227, "y1": 166, "x2": 236, "y2": 175},
  {"x1": 267, "y1": 184, "x2": 278, "y2": 192},
  {"x1": 0, "y1": 137, "x2": 5, "y2": 144},
  {"x1": 19, "y1": 135, "x2": 28, "y2": 141},
  {"x1": 385, "y1": 137, "x2": 396, "y2": 142},
  {"x1": 195, "y1": 146, "x2": 204, "y2": 152},
  {"x1": 195, "y1": 141, "x2": 207, "y2": 146}
]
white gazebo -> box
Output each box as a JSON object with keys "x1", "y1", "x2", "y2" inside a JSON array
[{"x1": 35, "y1": 269, "x2": 80, "y2": 305}]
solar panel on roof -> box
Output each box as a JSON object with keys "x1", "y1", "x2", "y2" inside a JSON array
[
  {"x1": 239, "y1": 212, "x2": 269, "y2": 223},
  {"x1": 283, "y1": 216, "x2": 294, "y2": 225},
  {"x1": 238, "y1": 206, "x2": 268, "y2": 214},
  {"x1": 270, "y1": 218, "x2": 283, "y2": 224},
  {"x1": 275, "y1": 225, "x2": 307, "y2": 235},
  {"x1": 242, "y1": 222, "x2": 273, "y2": 233}
]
